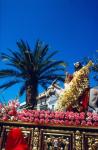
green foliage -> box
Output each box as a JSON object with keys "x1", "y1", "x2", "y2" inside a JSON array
[{"x1": 0, "y1": 40, "x2": 66, "y2": 107}]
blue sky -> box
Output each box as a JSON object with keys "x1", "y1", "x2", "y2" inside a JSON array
[{"x1": 0, "y1": 0, "x2": 98, "y2": 103}]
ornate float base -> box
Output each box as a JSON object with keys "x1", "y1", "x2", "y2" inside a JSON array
[{"x1": 0, "y1": 121, "x2": 98, "y2": 150}]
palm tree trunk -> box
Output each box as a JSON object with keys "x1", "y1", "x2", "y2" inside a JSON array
[{"x1": 26, "y1": 80, "x2": 38, "y2": 109}]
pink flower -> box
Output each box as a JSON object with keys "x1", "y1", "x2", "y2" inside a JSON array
[
  {"x1": 45, "y1": 119, "x2": 49, "y2": 124},
  {"x1": 80, "y1": 112, "x2": 85, "y2": 120},
  {"x1": 54, "y1": 119, "x2": 60, "y2": 124},
  {"x1": 74, "y1": 113, "x2": 80, "y2": 120},
  {"x1": 45, "y1": 114, "x2": 49, "y2": 119},
  {"x1": 59, "y1": 115, "x2": 64, "y2": 119},
  {"x1": 75, "y1": 120, "x2": 80, "y2": 126},
  {"x1": 93, "y1": 122, "x2": 98, "y2": 126},
  {"x1": 55, "y1": 113, "x2": 60, "y2": 119},
  {"x1": 86, "y1": 121, "x2": 92, "y2": 126},
  {"x1": 34, "y1": 118, "x2": 40, "y2": 124},
  {"x1": 39, "y1": 113, "x2": 45, "y2": 119},
  {"x1": 17, "y1": 114, "x2": 24, "y2": 120},
  {"x1": 68, "y1": 120, "x2": 74, "y2": 126},
  {"x1": 48, "y1": 113, "x2": 55, "y2": 119},
  {"x1": 45, "y1": 110, "x2": 50, "y2": 114},
  {"x1": 86, "y1": 116, "x2": 92, "y2": 121},
  {"x1": 40, "y1": 110, "x2": 45, "y2": 114},
  {"x1": 2, "y1": 116, "x2": 8, "y2": 121},
  {"x1": 8, "y1": 109, "x2": 17, "y2": 116},
  {"x1": 50, "y1": 119, "x2": 55, "y2": 124},
  {"x1": 92, "y1": 113, "x2": 98, "y2": 121},
  {"x1": 59, "y1": 120, "x2": 65, "y2": 125},
  {"x1": 59, "y1": 112, "x2": 65, "y2": 119},
  {"x1": 65, "y1": 120, "x2": 69, "y2": 126},
  {"x1": 68, "y1": 112, "x2": 74, "y2": 120},
  {"x1": 29, "y1": 117, "x2": 34, "y2": 122},
  {"x1": 34, "y1": 111, "x2": 40, "y2": 117},
  {"x1": 39, "y1": 119, "x2": 45, "y2": 124},
  {"x1": 81, "y1": 120, "x2": 86, "y2": 126},
  {"x1": 20, "y1": 117, "x2": 29, "y2": 122},
  {"x1": 87, "y1": 112, "x2": 92, "y2": 117},
  {"x1": 65, "y1": 111, "x2": 70, "y2": 119}
]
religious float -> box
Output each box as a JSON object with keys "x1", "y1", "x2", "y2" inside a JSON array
[{"x1": 1, "y1": 61, "x2": 98, "y2": 150}]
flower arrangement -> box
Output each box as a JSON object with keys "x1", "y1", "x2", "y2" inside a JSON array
[
  {"x1": 0, "y1": 99, "x2": 20, "y2": 121},
  {"x1": 0, "y1": 100, "x2": 98, "y2": 127}
]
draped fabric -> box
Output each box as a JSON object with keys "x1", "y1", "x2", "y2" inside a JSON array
[
  {"x1": 5, "y1": 128, "x2": 29, "y2": 150},
  {"x1": 67, "y1": 88, "x2": 90, "y2": 112}
]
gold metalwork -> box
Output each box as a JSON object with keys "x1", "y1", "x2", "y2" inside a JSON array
[
  {"x1": 82, "y1": 132, "x2": 98, "y2": 150},
  {"x1": 40, "y1": 129, "x2": 73, "y2": 150},
  {"x1": 74, "y1": 130, "x2": 82, "y2": 150},
  {"x1": 33, "y1": 128, "x2": 39, "y2": 150},
  {"x1": 1, "y1": 122, "x2": 98, "y2": 149}
]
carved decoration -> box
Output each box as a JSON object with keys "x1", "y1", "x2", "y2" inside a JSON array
[
  {"x1": 83, "y1": 132, "x2": 98, "y2": 150},
  {"x1": 74, "y1": 130, "x2": 82, "y2": 150},
  {"x1": 40, "y1": 129, "x2": 73, "y2": 150},
  {"x1": 33, "y1": 128, "x2": 40, "y2": 150},
  {"x1": 1, "y1": 123, "x2": 98, "y2": 149}
]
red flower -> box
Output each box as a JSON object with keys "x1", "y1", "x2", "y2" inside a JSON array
[
  {"x1": 39, "y1": 113, "x2": 45, "y2": 119},
  {"x1": 80, "y1": 112, "x2": 85, "y2": 120},
  {"x1": 93, "y1": 122, "x2": 98, "y2": 126},
  {"x1": 87, "y1": 112, "x2": 92, "y2": 117},
  {"x1": 45, "y1": 119, "x2": 49, "y2": 124},
  {"x1": 92, "y1": 113, "x2": 98, "y2": 121},
  {"x1": 65, "y1": 120, "x2": 69, "y2": 126},
  {"x1": 68, "y1": 120, "x2": 74, "y2": 126},
  {"x1": 2, "y1": 116, "x2": 8, "y2": 121},
  {"x1": 74, "y1": 113, "x2": 80, "y2": 120},
  {"x1": 48, "y1": 113, "x2": 55, "y2": 119},
  {"x1": 86, "y1": 121, "x2": 92, "y2": 126},
  {"x1": 81, "y1": 120, "x2": 86, "y2": 126},
  {"x1": 8, "y1": 109, "x2": 17, "y2": 116},
  {"x1": 75, "y1": 120, "x2": 80, "y2": 126},
  {"x1": 55, "y1": 113, "x2": 60, "y2": 119},
  {"x1": 34, "y1": 118, "x2": 40, "y2": 124},
  {"x1": 39, "y1": 119, "x2": 45, "y2": 124},
  {"x1": 45, "y1": 114, "x2": 49, "y2": 119},
  {"x1": 65, "y1": 111, "x2": 70, "y2": 119},
  {"x1": 59, "y1": 120, "x2": 65, "y2": 125},
  {"x1": 68, "y1": 112, "x2": 74, "y2": 120}
]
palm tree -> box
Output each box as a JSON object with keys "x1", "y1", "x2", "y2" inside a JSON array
[
  {"x1": 0, "y1": 40, "x2": 66, "y2": 108},
  {"x1": 83, "y1": 55, "x2": 98, "y2": 83}
]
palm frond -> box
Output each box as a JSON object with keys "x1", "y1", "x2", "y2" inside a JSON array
[
  {"x1": 0, "y1": 80, "x2": 21, "y2": 90},
  {"x1": 92, "y1": 64, "x2": 98, "y2": 72},
  {"x1": 46, "y1": 50, "x2": 59, "y2": 60},
  {"x1": 19, "y1": 83, "x2": 26, "y2": 96},
  {"x1": 40, "y1": 61, "x2": 66, "y2": 74},
  {"x1": 0, "y1": 39, "x2": 66, "y2": 107},
  {"x1": 17, "y1": 40, "x2": 35, "y2": 71},
  {"x1": 39, "y1": 74, "x2": 65, "y2": 83},
  {"x1": 0, "y1": 69, "x2": 20, "y2": 78},
  {"x1": 39, "y1": 68, "x2": 65, "y2": 80}
]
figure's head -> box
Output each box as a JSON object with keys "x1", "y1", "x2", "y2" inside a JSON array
[
  {"x1": 89, "y1": 87, "x2": 98, "y2": 111},
  {"x1": 74, "y1": 62, "x2": 83, "y2": 71}
]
